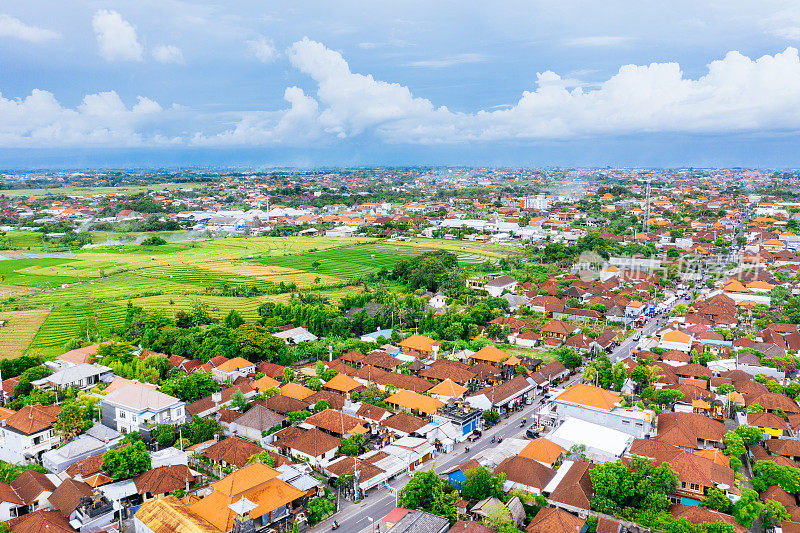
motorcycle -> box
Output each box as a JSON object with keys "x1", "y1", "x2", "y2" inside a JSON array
[
  {"x1": 332, "y1": 521, "x2": 340, "y2": 530},
  {"x1": 465, "y1": 446, "x2": 470, "y2": 453}
]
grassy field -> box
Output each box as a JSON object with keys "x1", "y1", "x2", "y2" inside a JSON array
[
  {"x1": 0, "y1": 235, "x2": 511, "y2": 357},
  {"x1": 0, "y1": 309, "x2": 51, "y2": 359},
  {"x1": 0, "y1": 182, "x2": 209, "y2": 198}
]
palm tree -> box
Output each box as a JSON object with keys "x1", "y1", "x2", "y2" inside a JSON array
[{"x1": 645, "y1": 365, "x2": 664, "y2": 386}]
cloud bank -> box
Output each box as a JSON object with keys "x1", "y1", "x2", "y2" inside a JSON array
[{"x1": 6, "y1": 38, "x2": 800, "y2": 148}]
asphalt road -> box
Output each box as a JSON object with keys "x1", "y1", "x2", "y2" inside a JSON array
[{"x1": 312, "y1": 373, "x2": 584, "y2": 533}]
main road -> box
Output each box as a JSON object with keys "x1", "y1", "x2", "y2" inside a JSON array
[{"x1": 312, "y1": 373, "x2": 584, "y2": 533}]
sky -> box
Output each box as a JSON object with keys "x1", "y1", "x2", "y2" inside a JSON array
[{"x1": 3, "y1": 1, "x2": 800, "y2": 168}]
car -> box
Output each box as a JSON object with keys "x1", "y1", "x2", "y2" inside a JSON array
[
  {"x1": 525, "y1": 428, "x2": 540, "y2": 439},
  {"x1": 467, "y1": 431, "x2": 481, "y2": 442}
]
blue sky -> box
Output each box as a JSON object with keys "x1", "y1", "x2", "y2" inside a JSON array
[{"x1": 3, "y1": 1, "x2": 800, "y2": 167}]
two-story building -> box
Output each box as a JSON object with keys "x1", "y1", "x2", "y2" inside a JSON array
[
  {"x1": 0, "y1": 404, "x2": 62, "y2": 465},
  {"x1": 100, "y1": 384, "x2": 185, "y2": 436}
]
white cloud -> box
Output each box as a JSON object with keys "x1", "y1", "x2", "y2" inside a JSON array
[
  {"x1": 207, "y1": 40, "x2": 800, "y2": 145},
  {"x1": 0, "y1": 14, "x2": 59, "y2": 43},
  {"x1": 0, "y1": 89, "x2": 170, "y2": 147},
  {"x1": 562, "y1": 36, "x2": 631, "y2": 47},
  {"x1": 152, "y1": 45, "x2": 184, "y2": 64},
  {"x1": 405, "y1": 53, "x2": 486, "y2": 68},
  {"x1": 7, "y1": 39, "x2": 800, "y2": 149},
  {"x1": 248, "y1": 37, "x2": 278, "y2": 63},
  {"x1": 92, "y1": 10, "x2": 144, "y2": 62}
]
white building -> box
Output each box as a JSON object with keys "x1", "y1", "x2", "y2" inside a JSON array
[
  {"x1": 546, "y1": 418, "x2": 633, "y2": 463},
  {"x1": 100, "y1": 384, "x2": 186, "y2": 435},
  {"x1": 0, "y1": 405, "x2": 62, "y2": 464}
]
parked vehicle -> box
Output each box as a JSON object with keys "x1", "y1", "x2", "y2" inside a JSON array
[{"x1": 526, "y1": 428, "x2": 540, "y2": 439}]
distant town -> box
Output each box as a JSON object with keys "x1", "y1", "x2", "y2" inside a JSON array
[{"x1": 0, "y1": 167, "x2": 797, "y2": 533}]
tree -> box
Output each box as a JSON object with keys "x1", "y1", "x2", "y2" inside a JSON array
[
  {"x1": 314, "y1": 399, "x2": 330, "y2": 411},
  {"x1": 338, "y1": 435, "x2": 364, "y2": 456},
  {"x1": 232, "y1": 324, "x2": 286, "y2": 363},
  {"x1": 180, "y1": 415, "x2": 222, "y2": 444},
  {"x1": 716, "y1": 383, "x2": 735, "y2": 395},
  {"x1": 246, "y1": 451, "x2": 276, "y2": 467},
  {"x1": 612, "y1": 362, "x2": 626, "y2": 392},
  {"x1": 155, "y1": 424, "x2": 176, "y2": 448},
  {"x1": 461, "y1": 466, "x2": 505, "y2": 501},
  {"x1": 398, "y1": 469, "x2": 457, "y2": 523},
  {"x1": 230, "y1": 389, "x2": 249, "y2": 411},
  {"x1": 101, "y1": 441, "x2": 151, "y2": 479},
  {"x1": 160, "y1": 372, "x2": 220, "y2": 402},
  {"x1": 307, "y1": 497, "x2": 335, "y2": 525},
  {"x1": 554, "y1": 347, "x2": 582, "y2": 370},
  {"x1": 733, "y1": 489, "x2": 764, "y2": 528},
  {"x1": 224, "y1": 309, "x2": 244, "y2": 329},
  {"x1": 589, "y1": 456, "x2": 677, "y2": 520},
  {"x1": 734, "y1": 425, "x2": 763, "y2": 446},
  {"x1": 652, "y1": 389, "x2": 684, "y2": 406},
  {"x1": 54, "y1": 401, "x2": 85, "y2": 442},
  {"x1": 701, "y1": 487, "x2": 732, "y2": 514},
  {"x1": 14, "y1": 366, "x2": 50, "y2": 396},
  {"x1": 630, "y1": 365, "x2": 651, "y2": 390},
  {"x1": 761, "y1": 497, "x2": 790, "y2": 530}
]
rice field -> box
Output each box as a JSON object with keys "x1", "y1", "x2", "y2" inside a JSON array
[
  {"x1": 29, "y1": 303, "x2": 128, "y2": 357},
  {"x1": 115, "y1": 294, "x2": 265, "y2": 322},
  {"x1": 0, "y1": 235, "x2": 511, "y2": 358},
  {"x1": 0, "y1": 309, "x2": 51, "y2": 359}
]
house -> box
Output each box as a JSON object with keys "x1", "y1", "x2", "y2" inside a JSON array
[
  {"x1": 652, "y1": 412, "x2": 726, "y2": 450},
  {"x1": 445, "y1": 459, "x2": 481, "y2": 490},
  {"x1": 747, "y1": 411, "x2": 790, "y2": 438},
  {"x1": 526, "y1": 507, "x2": 586, "y2": 533},
  {"x1": 56, "y1": 345, "x2": 99, "y2": 367},
  {"x1": 546, "y1": 417, "x2": 634, "y2": 463},
  {"x1": 386, "y1": 390, "x2": 444, "y2": 416},
  {"x1": 469, "y1": 346, "x2": 508, "y2": 367},
  {"x1": 211, "y1": 357, "x2": 255, "y2": 383},
  {"x1": 203, "y1": 436, "x2": 267, "y2": 469},
  {"x1": 519, "y1": 438, "x2": 566, "y2": 467},
  {"x1": 544, "y1": 460, "x2": 595, "y2": 514},
  {"x1": 0, "y1": 404, "x2": 62, "y2": 464},
  {"x1": 493, "y1": 455, "x2": 555, "y2": 494},
  {"x1": 6, "y1": 510, "x2": 75, "y2": 533},
  {"x1": 134, "y1": 465, "x2": 194, "y2": 501},
  {"x1": 399, "y1": 334, "x2": 440, "y2": 358},
  {"x1": 389, "y1": 509, "x2": 450, "y2": 533},
  {"x1": 274, "y1": 427, "x2": 340, "y2": 466},
  {"x1": 48, "y1": 478, "x2": 115, "y2": 533},
  {"x1": 466, "y1": 376, "x2": 535, "y2": 414},
  {"x1": 0, "y1": 469, "x2": 56, "y2": 521},
  {"x1": 100, "y1": 384, "x2": 186, "y2": 437},
  {"x1": 273, "y1": 327, "x2": 318, "y2": 344},
  {"x1": 41, "y1": 424, "x2": 122, "y2": 474},
  {"x1": 185, "y1": 462, "x2": 306, "y2": 531},
  {"x1": 134, "y1": 495, "x2": 222, "y2": 533},
  {"x1": 229, "y1": 404, "x2": 285, "y2": 441},
  {"x1": 431, "y1": 402, "x2": 483, "y2": 441},
  {"x1": 660, "y1": 329, "x2": 694, "y2": 353},
  {"x1": 484, "y1": 275, "x2": 518, "y2": 297},
  {"x1": 629, "y1": 439, "x2": 736, "y2": 505},
  {"x1": 545, "y1": 384, "x2": 655, "y2": 438},
  {"x1": 32, "y1": 363, "x2": 113, "y2": 392}
]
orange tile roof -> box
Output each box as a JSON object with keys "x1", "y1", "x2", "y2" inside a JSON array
[
  {"x1": 553, "y1": 384, "x2": 621, "y2": 411},
  {"x1": 471, "y1": 345, "x2": 509, "y2": 364},
  {"x1": 386, "y1": 389, "x2": 444, "y2": 415},
  {"x1": 279, "y1": 382, "x2": 315, "y2": 400},
  {"x1": 519, "y1": 438, "x2": 566, "y2": 465}
]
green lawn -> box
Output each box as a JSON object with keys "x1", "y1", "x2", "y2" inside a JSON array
[{"x1": 0, "y1": 258, "x2": 84, "y2": 287}]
